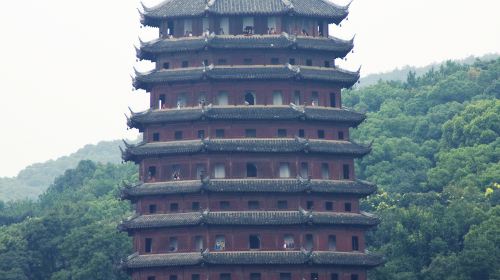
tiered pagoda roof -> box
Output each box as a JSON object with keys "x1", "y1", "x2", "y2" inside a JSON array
[
  {"x1": 123, "y1": 251, "x2": 383, "y2": 269},
  {"x1": 128, "y1": 105, "x2": 366, "y2": 130},
  {"x1": 119, "y1": 210, "x2": 379, "y2": 231},
  {"x1": 122, "y1": 138, "x2": 371, "y2": 162},
  {"x1": 138, "y1": 34, "x2": 354, "y2": 60},
  {"x1": 121, "y1": 178, "x2": 377, "y2": 199},
  {"x1": 141, "y1": 0, "x2": 350, "y2": 27},
  {"x1": 134, "y1": 65, "x2": 360, "y2": 90}
]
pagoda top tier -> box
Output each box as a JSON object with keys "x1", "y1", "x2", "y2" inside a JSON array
[{"x1": 141, "y1": 0, "x2": 350, "y2": 26}]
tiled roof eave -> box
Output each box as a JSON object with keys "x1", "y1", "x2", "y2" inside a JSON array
[
  {"x1": 120, "y1": 179, "x2": 377, "y2": 199},
  {"x1": 123, "y1": 251, "x2": 383, "y2": 269}
]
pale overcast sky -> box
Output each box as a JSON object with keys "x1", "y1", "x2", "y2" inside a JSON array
[{"x1": 0, "y1": 0, "x2": 498, "y2": 177}]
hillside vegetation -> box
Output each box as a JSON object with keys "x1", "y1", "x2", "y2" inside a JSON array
[
  {"x1": 0, "y1": 140, "x2": 124, "y2": 201},
  {"x1": 0, "y1": 58, "x2": 498, "y2": 280}
]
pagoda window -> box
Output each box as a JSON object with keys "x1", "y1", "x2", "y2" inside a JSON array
[
  {"x1": 277, "y1": 129, "x2": 287, "y2": 138},
  {"x1": 194, "y1": 236, "x2": 204, "y2": 251},
  {"x1": 305, "y1": 234, "x2": 314, "y2": 250},
  {"x1": 246, "y1": 163, "x2": 258, "y2": 178},
  {"x1": 220, "y1": 201, "x2": 230, "y2": 210},
  {"x1": 279, "y1": 163, "x2": 290, "y2": 178},
  {"x1": 306, "y1": 59, "x2": 313, "y2": 66},
  {"x1": 249, "y1": 235, "x2": 261, "y2": 249},
  {"x1": 248, "y1": 200, "x2": 260, "y2": 210},
  {"x1": 214, "y1": 235, "x2": 226, "y2": 250},
  {"x1": 352, "y1": 236, "x2": 359, "y2": 251},
  {"x1": 217, "y1": 58, "x2": 227, "y2": 65},
  {"x1": 289, "y1": 58, "x2": 296, "y2": 65},
  {"x1": 168, "y1": 237, "x2": 178, "y2": 252},
  {"x1": 283, "y1": 234, "x2": 295, "y2": 249},
  {"x1": 306, "y1": 201, "x2": 314, "y2": 210},
  {"x1": 192, "y1": 202, "x2": 201, "y2": 211},
  {"x1": 317, "y1": 21, "x2": 324, "y2": 36},
  {"x1": 167, "y1": 20, "x2": 175, "y2": 36},
  {"x1": 325, "y1": 201, "x2": 334, "y2": 211},
  {"x1": 321, "y1": 163, "x2": 330, "y2": 179},
  {"x1": 148, "y1": 204, "x2": 157, "y2": 214},
  {"x1": 170, "y1": 203, "x2": 179, "y2": 212},
  {"x1": 345, "y1": 202, "x2": 352, "y2": 212},
  {"x1": 163, "y1": 62, "x2": 170, "y2": 69},
  {"x1": 214, "y1": 163, "x2": 226, "y2": 179},
  {"x1": 273, "y1": 91, "x2": 284, "y2": 105},
  {"x1": 198, "y1": 93, "x2": 207, "y2": 106},
  {"x1": 171, "y1": 165, "x2": 181, "y2": 180},
  {"x1": 351, "y1": 275, "x2": 359, "y2": 280},
  {"x1": 245, "y1": 92, "x2": 256, "y2": 105},
  {"x1": 192, "y1": 275, "x2": 200, "y2": 280},
  {"x1": 277, "y1": 200, "x2": 288, "y2": 209},
  {"x1": 318, "y1": 130, "x2": 325, "y2": 139},
  {"x1": 145, "y1": 238, "x2": 153, "y2": 253},
  {"x1": 280, "y1": 273, "x2": 292, "y2": 280},
  {"x1": 311, "y1": 91, "x2": 319, "y2": 106},
  {"x1": 250, "y1": 273, "x2": 262, "y2": 280},
  {"x1": 198, "y1": 130, "x2": 205, "y2": 139},
  {"x1": 338, "y1": 131, "x2": 345, "y2": 140},
  {"x1": 245, "y1": 129, "x2": 257, "y2": 138},
  {"x1": 267, "y1": 17, "x2": 277, "y2": 34},
  {"x1": 215, "y1": 129, "x2": 225, "y2": 138},
  {"x1": 195, "y1": 164, "x2": 206, "y2": 179},
  {"x1": 328, "y1": 235, "x2": 337, "y2": 250},
  {"x1": 170, "y1": 276, "x2": 178, "y2": 280},
  {"x1": 331, "y1": 274, "x2": 339, "y2": 280},
  {"x1": 243, "y1": 58, "x2": 253, "y2": 65},
  {"x1": 181, "y1": 61, "x2": 189, "y2": 68},
  {"x1": 202, "y1": 18, "x2": 209, "y2": 34},
  {"x1": 177, "y1": 93, "x2": 187, "y2": 108},
  {"x1": 152, "y1": 133, "x2": 160, "y2": 142},
  {"x1": 330, "y1": 93, "x2": 337, "y2": 107},
  {"x1": 343, "y1": 164, "x2": 350, "y2": 179},
  {"x1": 325, "y1": 60, "x2": 331, "y2": 68},
  {"x1": 216, "y1": 91, "x2": 229, "y2": 105},
  {"x1": 298, "y1": 129, "x2": 305, "y2": 138},
  {"x1": 300, "y1": 162, "x2": 309, "y2": 178},
  {"x1": 174, "y1": 131, "x2": 183, "y2": 140},
  {"x1": 147, "y1": 166, "x2": 157, "y2": 181},
  {"x1": 293, "y1": 91, "x2": 301, "y2": 105},
  {"x1": 220, "y1": 273, "x2": 231, "y2": 280},
  {"x1": 271, "y1": 57, "x2": 280, "y2": 65},
  {"x1": 219, "y1": 17, "x2": 229, "y2": 35},
  {"x1": 311, "y1": 273, "x2": 319, "y2": 280},
  {"x1": 243, "y1": 17, "x2": 254, "y2": 35},
  {"x1": 159, "y1": 94, "x2": 166, "y2": 109},
  {"x1": 184, "y1": 19, "x2": 193, "y2": 36}
]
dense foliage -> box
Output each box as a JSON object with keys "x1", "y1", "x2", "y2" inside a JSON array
[
  {"x1": 0, "y1": 161, "x2": 137, "y2": 280},
  {"x1": 0, "y1": 140, "x2": 124, "y2": 201},
  {"x1": 0, "y1": 58, "x2": 498, "y2": 279},
  {"x1": 344, "y1": 58, "x2": 500, "y2": 279}
]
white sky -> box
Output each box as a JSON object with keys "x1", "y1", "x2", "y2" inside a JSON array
[{"x1": 0, "y1": 0, "x2": 498, "y2": 177}]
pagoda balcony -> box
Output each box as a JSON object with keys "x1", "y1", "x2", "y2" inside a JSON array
[
  {"x1": 137, "y1": 33, "x2": 354, "y2": 61},
  {"x1": 121, "y1": 138, "x2": 371, "y2": 163},
  {"x1": 119, "y1": 210, "x2": 379, "y2": 232},
  {"x1": 122, "y1": 250, "x2": 383, "y2": 269},
  {"x1": 120, "y1": 178, "x2": 376, "y2": 200},
  {"x1": 128, "y1": 105, "x2": 366, "y2": 131},
  {"x1": 133, "y1": 64, "x2": 360, "y2": 91}
]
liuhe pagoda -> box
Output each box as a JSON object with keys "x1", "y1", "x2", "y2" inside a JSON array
[{"x1": 120, "y1": 0, "x2": 383, "y2": 279}]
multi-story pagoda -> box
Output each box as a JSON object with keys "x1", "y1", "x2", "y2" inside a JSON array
[{"x1": 120, "y1": 0, "x2": 383, "y2": 280}]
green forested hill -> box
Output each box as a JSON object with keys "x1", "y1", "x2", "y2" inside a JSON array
[
  {"x1": 344, "y1": 58, "x2": 500, "y2": 279},
  {"x1": 0, "y1": 140, "x2": 125, "y2": 201},
  {"x1": 0, "y1": 58, "x2": 498, "y2": 280}
]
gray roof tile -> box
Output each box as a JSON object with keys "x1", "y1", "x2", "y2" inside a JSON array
[
  {"x1": 128, "y1": 106, "x2": 365, "y2": 131},
  {"x1": 123, "y1": 251, "x2": 383, "y2": 269}
]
